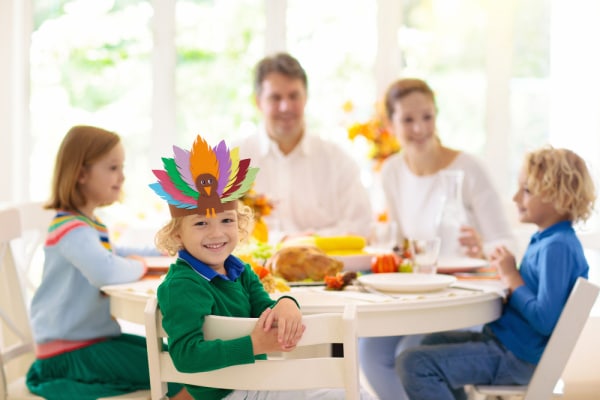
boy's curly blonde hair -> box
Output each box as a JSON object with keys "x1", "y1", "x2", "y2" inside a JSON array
[
  {"x1": 155, "y1": 202, "x2": 254, "y2": 256},
  {"x1": 524, "y1": 147, "x2": 596, "y2": 223}
]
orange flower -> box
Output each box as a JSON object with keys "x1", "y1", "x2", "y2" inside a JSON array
[
  {"x1": 377, "y1": 211, "x2": 389, "y2": 222},
  {"x1": 241, "y1": 188, "x2": 274, "y2": 220},
  {"x1": 241, "y1": 187, "x2": 275, "y2": 243},
  {"x1": 342, "y1": 100, "x2": 354, "y2": 113},
  {"x1": 345, "y1": 100, "x2": 400, "y2": 166}
]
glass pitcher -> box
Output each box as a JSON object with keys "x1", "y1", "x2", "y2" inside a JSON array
[{"x1": 436, "y1": 170, "x2": 467, "y2": 256}]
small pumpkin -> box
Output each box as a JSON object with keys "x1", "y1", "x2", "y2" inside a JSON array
[{"x1": 370, "y1": 253, "x2": 398, "y2": 273}]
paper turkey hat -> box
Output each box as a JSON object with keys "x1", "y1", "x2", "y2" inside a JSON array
[{"x1": 149, "y1": 135, "x2": 259, "y2": 218}]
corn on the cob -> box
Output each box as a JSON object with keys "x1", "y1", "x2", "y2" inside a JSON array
[{"x1": 313, "y1": 235, "x2": 366, "y2": 252}]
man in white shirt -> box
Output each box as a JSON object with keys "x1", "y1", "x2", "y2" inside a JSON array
[{"x1": 236, "y1": 52, "x2": 373, "y2": 239}]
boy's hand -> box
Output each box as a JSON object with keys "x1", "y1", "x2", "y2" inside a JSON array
[
  {"x1": 489, "y1": 246, "x2": 524, "y2": 294},
  {"x1": 250, "y1": 308, "x2": 305, "y2": 354},
  {"x1": 265, "y1": 298, "x2": 304, "y2": 350},
  {"x1": 250, "y1": 308, "x2": 282, "y2": 354}
]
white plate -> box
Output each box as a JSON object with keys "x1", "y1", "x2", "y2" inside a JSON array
[
  {"x1": 357, "y1": 273, "x2": 456, "y2": 293},
  {"x1": 437, "y1": 257, "x2": 488, "y2": 273},
  {"x1": 143, "y1": 256, "x2": 176, "y2": 270},
  {"x1": 331, "y1": 253, "x2": 373, "y2": 272}
]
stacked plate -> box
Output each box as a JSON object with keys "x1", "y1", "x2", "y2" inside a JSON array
[{"x1": 357, "y1": 273, "x2": 456, "y2": 293}]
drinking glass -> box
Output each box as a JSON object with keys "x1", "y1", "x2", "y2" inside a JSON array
[
  {"x1": 436, "y1": 170, "x2": 467, "y2": 256},
  {"x1": 371, "y1": 221, "x2": 398, "y2": 251},
  {"x1": 409, "y1": 237, "x2": 441, "y2": 274}
]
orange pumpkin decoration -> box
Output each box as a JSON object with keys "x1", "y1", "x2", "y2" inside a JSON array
[{"x1": 370, "y1": 253, "x2": 398, "y2": 273}]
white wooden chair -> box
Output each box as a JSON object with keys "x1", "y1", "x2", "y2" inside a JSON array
[
  {"x1": 472, "y1": 277, "x2": 600, "y2": 400},
  {"x1": 0, "y1": 207, "x2": 40, "y2": 400},
  {"x1": 12, "y1": 202, "x2": 53, "y2": 304},
  {"x1": 0, "y1": 207, "x2": 149, "y2": 400},
  {"x1": 577, "y1": 230, "x2": 600, "y2": 251},
  {"x1": 145, "y1": 297, "x2": 360, "y2": 400}
]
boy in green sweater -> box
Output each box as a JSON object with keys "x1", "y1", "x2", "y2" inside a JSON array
[{"x1": 150, "y1": 135, "x2": 371, "y2": 400}]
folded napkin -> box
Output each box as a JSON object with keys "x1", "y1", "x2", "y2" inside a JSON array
[
  {"x1": 308, "y1": 287, "x2": 394, "y2": 303},
  {"x1": 453, "y1": 267, "x2": 500, "y2": 280},
  {"x1": 451, "y1": 281, "x2": 508, "y2": 300}
]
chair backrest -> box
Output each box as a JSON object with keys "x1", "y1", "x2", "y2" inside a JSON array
[
  {"x1": 475, "y1": 277, "x2": 600, "y2": 399},
  {"x1": 0, "y1": 208, "x2": 36, "y2": 398},
  {"x1": 577, "y1": 231, "x2": 600, "y2": 251},
  {"x1": 523, "y1": 277, "x2": 600, "y2": 399},
  {"x1": 12, "y1": 202, "x2": 53, "y2": 304},
  {"x1": 145, "y1": 297, "x2": 360, "y2": 400},
  {"x1": 1, "y1": 207, "x2": 148, "y2": 400}
]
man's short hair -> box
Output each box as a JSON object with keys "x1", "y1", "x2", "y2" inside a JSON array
[{"x1": 254, "y1": 52, "x2": 308, "y2": 96}]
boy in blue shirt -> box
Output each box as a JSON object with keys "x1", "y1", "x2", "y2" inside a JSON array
[{"x1": 396, "y1": 146, "x2": 596, "y2": 400}]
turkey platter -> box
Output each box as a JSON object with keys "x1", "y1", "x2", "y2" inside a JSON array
[{"x1": 267, "y1": 246, "x2": 343, "y2": 282}]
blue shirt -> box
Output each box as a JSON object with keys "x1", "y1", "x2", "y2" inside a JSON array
[
  {"x1": 178, "y1": 249, "x2": 245, "y2": 281},
  {"x1": 490, "y1": 221, "x2": 589, "y2": 364}
]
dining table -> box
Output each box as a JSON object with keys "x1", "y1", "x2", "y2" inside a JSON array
[{"x1": 101, "y1": 271, "x2": 506, "y2": 338}]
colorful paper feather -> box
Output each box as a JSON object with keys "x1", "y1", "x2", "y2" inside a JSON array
[
  {"x1": 172, "y1": 146, "x2": 195, "y2": 189},
  {"x1": 161, "y1": 158, "x2": 198, "y2": 199},
  {"x1": 190, "y1": 136, "x2": 219, "y2": 187}
]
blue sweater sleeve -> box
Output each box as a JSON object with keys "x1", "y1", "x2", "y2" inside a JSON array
[
  {"x1": 115, "y1": 245, "x2": 161, "y2": 257},
  {"x1": 510, "y1": 242, "x2": 579, "y2": 335},
  {"x1": 58, "y1": 225, "x2": 145, "y2": 287}
]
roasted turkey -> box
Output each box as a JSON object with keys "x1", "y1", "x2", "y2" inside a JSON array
[{"x1": 268, "y1": 246, "x2": 343, "y2": 282}]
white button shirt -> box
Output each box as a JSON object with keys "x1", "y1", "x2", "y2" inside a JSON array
[{"x1": 236, "y1": 128, "x2": 373, "y2": 238}]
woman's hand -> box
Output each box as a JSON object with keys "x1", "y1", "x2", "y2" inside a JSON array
[
  {"x1": 459, "y1": 225, "x2": 485, "y2": 259},
  {"x1": 489, "y1": 245, "x2": 523, "y2": 295}
]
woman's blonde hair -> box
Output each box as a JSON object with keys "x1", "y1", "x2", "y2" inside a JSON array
[
  {"x1": 524, "y1": 146, "x2": 596, "y2": 223},
  {"x1": 155, "y1": 202, "x2": 255, "y2": 255},
  {"x1": 45, "y1": 125, "x2": 121, "y2": 211}
]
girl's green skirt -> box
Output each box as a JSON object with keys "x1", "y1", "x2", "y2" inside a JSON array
[{"x1": 26, "y1": 333, "x2": 182, "y2": 400}]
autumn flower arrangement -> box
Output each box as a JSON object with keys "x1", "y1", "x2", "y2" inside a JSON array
[
  {"x1": 241, "y1": 187, "x2": 274, "y2": 243},
  {"x1": 345, "y1": 100, "x2": 401, "y2": 170},
  {"x1": 237, "y1": 189, "x2": 290, "y2": 292}
]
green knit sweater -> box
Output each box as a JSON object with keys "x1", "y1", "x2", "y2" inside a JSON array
[{"x1": 157, "y1": 257, "x2": 291, "y2": 400}]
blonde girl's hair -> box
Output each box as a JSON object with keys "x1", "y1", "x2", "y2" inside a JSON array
[
  {"x1": 45, "y1": 125, "x2": 121, "y2": 212},
  {"x1": 524, "y1": 146, "x2": 596, "y2": 223},
  {"x1": 155, "y1": 202, "x2": 255, "y2": 256}
]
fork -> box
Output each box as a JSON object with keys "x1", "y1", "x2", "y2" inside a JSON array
[{"x1": 352, "y1": 279, "x2": 397, "y2": 298}]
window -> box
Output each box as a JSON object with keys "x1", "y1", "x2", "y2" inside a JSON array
[
  {"x1": 30, "y1": 0, "x2": 153, "y2": 205},
  {"x1": 4, "y1": 0, "x2": 598, "y2": 231}
]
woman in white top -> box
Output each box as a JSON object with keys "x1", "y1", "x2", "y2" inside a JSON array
[{"x1": 359, "y1": 78, "x2": 516, "y2": 400}]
